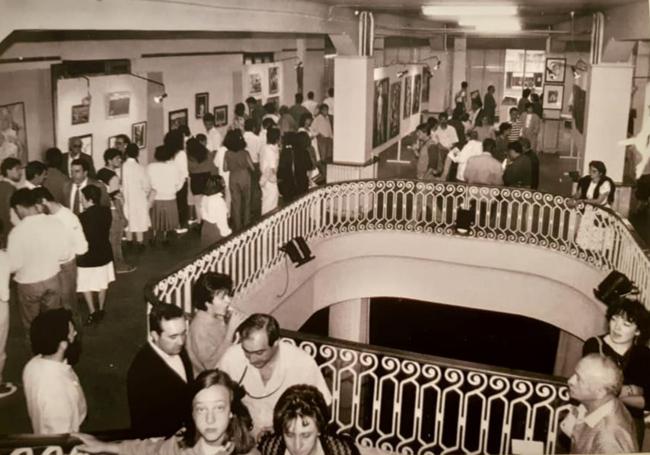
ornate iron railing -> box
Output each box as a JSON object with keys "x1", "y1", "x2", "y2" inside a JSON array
[{"x1": 145, "y1": 179, "x2": 650, "y2": 313}]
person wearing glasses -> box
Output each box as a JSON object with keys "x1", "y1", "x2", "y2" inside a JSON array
[{"x1": 61, "y1": 137, "x2": 96, "y2": 179}]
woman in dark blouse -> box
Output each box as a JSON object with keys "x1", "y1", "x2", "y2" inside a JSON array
[
  {"x1": 582, "y1": 297, "x2": 650, "y2": 445},
  {"x1": 77, "y1": 184, "x2": 114, "y2": 325}
]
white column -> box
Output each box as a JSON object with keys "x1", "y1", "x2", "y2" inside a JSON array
[
  {"x1": 451, "y1": 37, "x2": 467, "y2": 106},
  {"x1": 553, "y1": 330, "x2": 583, "y2": 378},
  {"x1": 328, "y1": 298, "x2": 370, "y2": 344}
]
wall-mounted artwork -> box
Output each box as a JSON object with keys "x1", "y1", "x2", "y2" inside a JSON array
[
  {"x1": 403, "y1": 76, "x2": 412, "y2": 119},
  {"x1": 107, "y1": 92, "x2": 130, "y2": 118},
  {"x1": 412, "y1": 74, "x2": 422, "y2": 115},
  {"x1": 373, "y1": 78, "x2": 389, "y2": 148},
  {"x1": 71, "y1": 104, "x2": 90, "y2": 125},
  {"x1": 543, "y1": 84, "x2": 564, "y2": 110},
  {"x1": 249, "y1": 73, "x2": 263, "y2": 95},
  {"x1": 0, "y1": 102, "x2": 27, "y2": 162},
  {"x1": 213, "y1": 105, "x2": 228, "y2": 127},
  {"x1": 389, "y1": 81, "x2": 401, "y2": 139},
  {"x1": 268, "y1": 67, "x2": 279, "y2": 95},
  {"x1": 266, "y1": 96, "x2": 280, "y2": 109},
  {"x1": 545, "y1": 58, "x2": 566, "y2": 83},
  {"x1": 72, "y1": 134, "x2": 93, "y2": 157},
  {"x1": 421, "y1": 75, "x2": 430, "y2": 104},
  {"x1": 195, "y1": 92, "x2": 209, "y2": 119},
  {"x1": 108, "y1": 135, "x2": 119, "y2": 148},
  {"x1": 168, "y1": 108, "x2": 189, "y2": 131},
  {"x1": 132, "y1": 121, "x2": 147, "y2": 149}
]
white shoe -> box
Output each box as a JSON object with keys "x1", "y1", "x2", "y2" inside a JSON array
[{"x1": 175, "y1": 228, "x2": 189, "y2": 234}]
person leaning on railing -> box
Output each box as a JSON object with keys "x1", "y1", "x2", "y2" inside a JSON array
[
  {"x1": 581, "y1": 297, "x2": 650, "y2": 447},
  {"x1": 259, "y1": 384, "x2": 360, "y2": 455},
  {"x1": 74, "y1": 369, "x2": 259, "y2": 455}
]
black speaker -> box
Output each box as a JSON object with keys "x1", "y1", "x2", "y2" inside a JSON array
[
  {"x1": 455, "y1": 207, "x2": 475, "y2": 235},
  {"x1": 280, "y1": 236, "x2": 315, "y2": 268},
  {"x1": 593, "y1": 271, "x2": 634, "y2": 304}
]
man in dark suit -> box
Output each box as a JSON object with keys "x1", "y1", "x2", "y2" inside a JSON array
[
  {"x1": 43, "y1": 147, "x2": 70, "y2": 206},
  {"x1": 61, "y1": 137, "x2": 96, "y2": 179},
  {"x1": 483, "y1": 85, "x2": 497, "y2": 124},
  {"x1": 127, "y1": 304, "x2": 193, "y2": 438},
  {"x1": 62, "y1": 159, "x2": 109, "y2": 214}
]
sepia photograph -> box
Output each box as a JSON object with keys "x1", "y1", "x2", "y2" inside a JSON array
[
  {"x1": 107, "y1": 91, "x2": 130, "y2": 118},
  {"x1": 168, "y1": 108, "x2": 188, "y2": 131},
  {"x1": 132, "y1": 121, "x2": 147, "y2": 149},
  {"x1": 213, "y1": 105, "x2": 228, "y2": 127},
  {"x1": 195, "y1": 92, "x2": 209, "y2": 119}
]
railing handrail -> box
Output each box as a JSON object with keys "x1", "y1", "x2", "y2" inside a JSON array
[
  {"x1": 143, "y1": 178, "x2": 650, "y2": 308},
  {"x1": 281, "y1": 328, "x2": 569, "y2": 387}
]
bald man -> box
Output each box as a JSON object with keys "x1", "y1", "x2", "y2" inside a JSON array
[{"x1": 561, "y1": 354, "x2": 638, "y2": 454}]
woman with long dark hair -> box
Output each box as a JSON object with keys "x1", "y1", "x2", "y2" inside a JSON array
[
  {"x1": 200, "y1": 175, "x2": 231, "y2": 248},
  {"x1": 223, "y1": 129, "x2": 253, "y2": 231},
  {"x1": 147, "y1": 145, "x2": 184, "y2": 245},
  {"x1": 75, "y1": 369, "x2": 258, "y2": 454},
  {"x1": 187, "y1": 137, "x2": 217, "y2": 225}
]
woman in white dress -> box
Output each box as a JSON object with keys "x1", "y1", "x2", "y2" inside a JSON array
[
  {"x1": 121, "y1": 143, "x2": 151, "y2": 251},
  {"x1": 259, "y1": 127, "x2": 280, "y2": 215}
]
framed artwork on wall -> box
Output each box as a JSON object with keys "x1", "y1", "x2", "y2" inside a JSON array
[
  {"x1": 107, "y1": 92, "x2": 131, "y2": 118},
  {"x1": 0, "y1": 101, "x2": 28, "y2": 162},
  {"x1": 213, "y1": 105, "x2": 228, "y2": 127},
  {"x1": 372, "y1": 78, "x2": 389, "y2": 148},
  {"x1": 249, "y1": 72, "x2": 263, "y2": 95},
  {"x1": 545, "y1": 58, "x2": 566, "y2": 83},
  {"x1": 266, "y1": 96, "x2": 279, "y2": 109},
  {"x1": 389, "y1": 81, "x2": 401, "y2": 139},
  {"x1": 412, "y1": 74, "x2": 422, "y2": 115},
  {"x1": 268, "y1": 67, "x2": 279, "y2": 95},
  {"x1": 403, "y1": 76, "x2": 412, "y2": 119},
  {"x1": 543, "y1": 84, "x2": 564, "y2": 110},
  {"x1": 72, "y1": 134, "x2": 93, "y2": 157},
  {"x1": 168, "y1": 108, "x2": 189, "y2": 131},
  {"x1": 195, "y1": 92, "x2": 209, "y2": 119},
  {"x1": 132, "y1": 121, "x2": 147, "y2": 149},
  {"x1": 71, "y1": 104, "x2": 90, "y2": 125},
  {"x1": 108, "y1": 135, "x2": 119, "y2": 148}
]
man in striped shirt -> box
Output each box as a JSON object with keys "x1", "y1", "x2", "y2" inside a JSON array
[{"x1": 507, "y1": 107, "x2": 523, "y2": 143}]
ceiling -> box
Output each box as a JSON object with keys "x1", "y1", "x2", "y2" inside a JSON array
[{"x1": 320, "y1": 0, "x2": 641, "y2": 28}]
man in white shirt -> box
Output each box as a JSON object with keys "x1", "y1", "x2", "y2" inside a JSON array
[
  {"x1": 33, "y1": 187, "x2": 88, "y2": 314},
  {"x1": 302, "y1": 91, "x2": 319, "y2": 115},
  {"x1": 448, "y1": 130, "x2": 483, "y2": 182},
  {"x1": 218, "y1": 314, "x2": 332, "y2": 438},
  {"x1": 244, "y1": 118, "x2": 263, "y2": 221},
  {"x1": 23, "y1": 308, "x2": 86, "y2": 434},
  {"x1": 0, "y1": 249, "x2": 15, "y2": 399},
  {"x1": 322, "y1": 88, "x2": 334, "y2": 116},
  {"x1": 312, "y1": 104, "x2": 333, "y2": 163},
  {"x1": 8, "y1": 188, "x2": 70, "y2": 332},
  {"x1": 127, "y1": 303, "x2": 193, "y2": 438},
  {"x1": 431, "y1": 113, "x2": 459, "y2": 178},
  {"x1": 203, "y1": 113, "x2": 223, "y2": 153}
]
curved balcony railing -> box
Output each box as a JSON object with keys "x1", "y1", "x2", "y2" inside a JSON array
[{"x1": 145, "y1": 179, "x2": 650, "y2": 313}]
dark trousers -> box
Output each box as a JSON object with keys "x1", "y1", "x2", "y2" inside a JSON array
[
  {"x1": 230, "y1": 171, "x2": 251, "y2": 232},
  {"x1": 176, "y1": 180, "x2": 189, "y2": 229},
  {"x1": 250, "y1": 164, "x2": 262, "y2": 222}
]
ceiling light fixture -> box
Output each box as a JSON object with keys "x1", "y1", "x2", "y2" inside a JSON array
[
  {"x1": 459, "y1": 17, "x2": 521, "y2": 32},
  {"x1": 421, "y1": 5, "x2": 517, "y2": 17}
]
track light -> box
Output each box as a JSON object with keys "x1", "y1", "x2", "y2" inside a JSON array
[
  {"x1": 397, "y1": 69, "x2": 409, "y2": 78},
  {"x1": 154, "y1": 93, "x2": 168, "y2": 103}
]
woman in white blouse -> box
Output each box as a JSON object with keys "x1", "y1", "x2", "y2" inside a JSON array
[
  {"x1": 200, "y1": 174, "x2": 232, "y2": 248},
  {"x1": 146, "y1": 145, "x2": 184, "y2": 245},
  {"x1": 259, "y1": 127, "x2": 281, "y2": 215}
]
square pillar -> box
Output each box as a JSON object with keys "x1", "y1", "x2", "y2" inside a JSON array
[
  {"x1": 451, "y1": 37, "x2": 467, "y2": 109},
  {"x1": 333, "y1": 56, "x2": 373, "y2": 164},
  {"x1": 328, "y1": 298, "x2": 370, "y2": 344}
]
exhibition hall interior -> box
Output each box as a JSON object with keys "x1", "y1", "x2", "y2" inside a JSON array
[{"x1": 1, "y1": 0, "x2": 650, "y2": 454}]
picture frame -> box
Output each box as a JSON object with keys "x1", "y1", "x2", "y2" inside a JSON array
[
  {"x1": 71, "y1": 104, "x2": 90, "y2": 125},
  {"x1": 195, "y1": 92, "x2": 209, "y2": 119},
  {"x1": 543, "y1": 84, "x2": 564, "y2": 111},
  {"x1": 268, "y1": 66, "x2": 279, "y2": 95},
  {"x1": 168, "y1": 108, "x2": 189, "y2": 131},
  {"x1": 412, "y1": 74, "x2": 422, "y2": 115},
  {"x1": 372, "y1": 77, "x2": 389, "y2": 148},
  {"x1": 213, "y1": 105, "x2": 228, "y2": 127},
  {"x1": 0, "y1": 101, "x2": 28, "y2": 162},
  {"x1": 107, "y1": 135, "x2": 119, "y2": 148},
  {"x1": 389, "y1": 81, "x2": 401, "y2": 139},
  {"x1": 132, "y1": 121, "x2": 147, "y2": 149},
  {"x1": 266, "y1": 96, "x2": 280, "y2": 109},
  {"x1": 545, "y1": 58, "x2": 566, "y2": 83},
  {"x1": 107, "y1": 91, "x2": 131, "y2": 118},
  {"x1": 72, "y1": 134, "x2": 93, "y2": 157},
  {"x1": 249, "y1": 72, "x2": 263, "y2": 95},
  {"x1": 403, "y1": 76, "x2": 412, "y2": 120}
]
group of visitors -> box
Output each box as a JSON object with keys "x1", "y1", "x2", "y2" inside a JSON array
[{"x1": 19, "y1": 269, "x2": 359, "y2": 455}]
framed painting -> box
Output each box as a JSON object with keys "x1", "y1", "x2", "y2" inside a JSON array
[
  {"x1": 403, "y1": 76, "x2": 412, "y2": 119},
  {"x1": 389, "y1": 81, "x2": 401, "y2": 139},
  {"x1": 372, "y1": 78, "x2": 389, "y2": 148},
  {"x1": 268, "y1": 66, "x2": 279, "y2": 95},
  {"x1": 412, "y1": 74, "x2": 422, "y2": 115},
  {"x1": 71, "y1": 104, "x2": 90, "y2": 125},
  {"x1": 543, "y1": 84, "x2": 564, "y2": 110},
  {"x1": 545, "y1": 58, "x2": 566, "y2": 83},
  {"x1": 195, "y1": 92, "x2": 209, "y2": 119},
  {"x1": 168, "y1": 108, "x2": 189, "y2": 131},
  {"x1": 266, "y1": 96, "x2": 280, "y2": 109},
  {"x1": 72, "y1": 134, "x2": 93, "y2": 157},
  {"x1": 213, "y1": 105, "x2": 228, "y2": 127},
  {"x1": 108, "y1": 135, "x2": 119, "y2": 149},
  {"x1": 132, "y1": 121, "x2": 147, "y2": 149},
  {"x1": 0, "y1": 101, "x2": 28, "y2": 162},
  {"x1": 249, "y1": 72, "x2": 263, "y2": 96},
  {"x1": 107, "y1": 91, "x2": 130, "y2": 118}
]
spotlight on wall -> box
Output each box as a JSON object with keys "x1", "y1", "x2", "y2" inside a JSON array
[
  {"x1": 454, "y1": 207, "x2": 475, "y2": 235},
  {"x1": 594, "y1": 271, "x2": 637, "y2": 304},
  {"x1": 153, "y1": 93, "x2": 168, "y2": 104},
  {"x1": 397, "y1": 69, "x2": 409, "y2": 79},
  {"x1": 571, "y1": 65, "x2": 581, "y2": 80},
  {"x1": 280, "y1": 236, "x2": 315, "y2": 268}
]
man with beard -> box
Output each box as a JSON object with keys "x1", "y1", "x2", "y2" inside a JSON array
[{"x1": 22, "y1": 308, "x2": 86, "y2": 434}]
